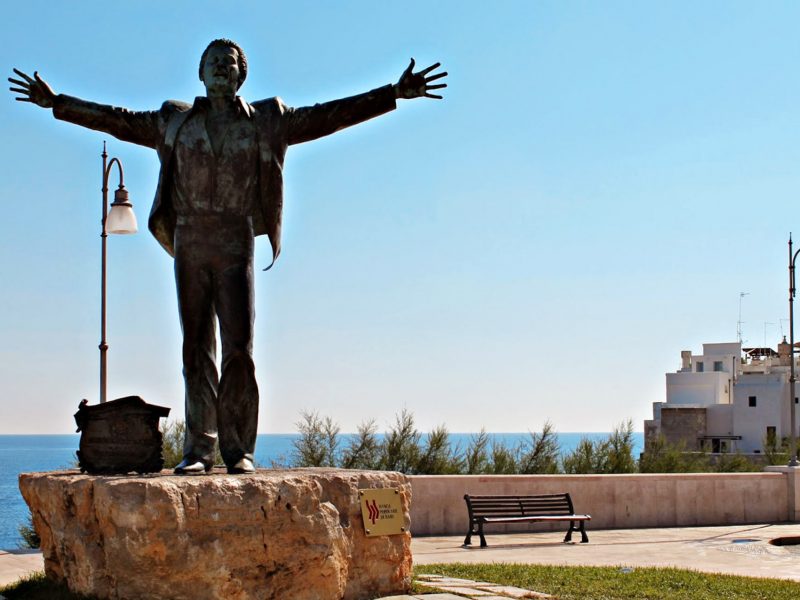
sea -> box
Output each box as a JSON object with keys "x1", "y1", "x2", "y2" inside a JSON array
[{"x1": 0, "y1": 432, "x2": 643, "y2": 550}]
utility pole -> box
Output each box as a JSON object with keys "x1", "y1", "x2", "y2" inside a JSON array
[{"x1": 787, "y1": 235, "x2": 799, "y2": 466}]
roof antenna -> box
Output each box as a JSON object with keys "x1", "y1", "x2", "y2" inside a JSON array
[{"x1": 737, "y1": 292, "x2": 749, "y2": 344}]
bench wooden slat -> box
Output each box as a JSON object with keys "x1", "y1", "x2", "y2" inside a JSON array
[
  {"x1": 471, "y1": 494, "x2": 561, "y2": 498},
  {"x1": 472, "y1": 503, "x2": 572, "y2": 508},
  {"x1": 482, "y1": 515, "x2": 591, "y2": 523},
  {"x1": 470, "y1": 501, "x2": 568, "y2": 507}
]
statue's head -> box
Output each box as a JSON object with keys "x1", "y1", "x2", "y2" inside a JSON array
[{"x1": 199, "y1": 39, "x2": 248, "y2": 95}]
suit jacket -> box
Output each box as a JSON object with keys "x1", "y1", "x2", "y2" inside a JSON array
[{"x1": 53, "y1": 85, "x2": 397, "y2": 267}]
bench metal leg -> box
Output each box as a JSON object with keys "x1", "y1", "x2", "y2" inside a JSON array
[
  {"x1": 564, "y1": 520, "x2": 588, "y2": 543},
  {"x1": 463, "y1": 528, "x2": 473, "y2": 546},
  {"x1": 564, "y1": 521, "x2": 574, "y2": 543},
  {"x1": 579, "y1": 521, "x2": 589, "y2": 543},
  {"x1": 464, "y1": 520, "x2": 483, "y2": 547}
]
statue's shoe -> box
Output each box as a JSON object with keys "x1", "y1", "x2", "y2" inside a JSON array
[
  {"x1": 174, "y1": 459, "x2": 212, "y2": 475},
  {"x1": 227, "y1": 457, "x2": 255, "y2": 474}
]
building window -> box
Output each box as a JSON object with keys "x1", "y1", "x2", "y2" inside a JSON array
[
  {"x1": 796, "y1": 397, "x2": 798, "y2": 405},
  {"x1": 696, "y1": 361, "x2": 704, "y2": 372},
  {"x1": 749, "y1": 396, "x2": 757, "y2": 407},
  {"x1": 713, "y1": 361, "x2": 723, "y2": 372}
]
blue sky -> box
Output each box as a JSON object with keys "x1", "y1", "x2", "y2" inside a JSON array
[{"x1": 2, "y1": 1, "x2": 799, "y2": 434}]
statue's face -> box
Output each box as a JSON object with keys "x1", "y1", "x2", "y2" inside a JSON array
[{"x1": 202, "y1": 45, "x2": 240, "y2": 97}]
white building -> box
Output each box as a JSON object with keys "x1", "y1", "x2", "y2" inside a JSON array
[{"x1": 645, "y1": 340, "x2": 800, "y2": 455}]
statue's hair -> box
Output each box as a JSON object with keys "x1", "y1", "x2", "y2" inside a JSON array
[{"x1": 199, "y1": 38, "x2": 248, "y2": 89}]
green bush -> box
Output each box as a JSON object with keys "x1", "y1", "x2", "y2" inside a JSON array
[
  {"x1": 340, "y1": 420, "x2": 381, "y2": 470},
  {"x1": 161, "y1": 419, "x2": 185, "y2": 469},
  {"x1": 378, "y1": 409, "x2": 422, "y2": 473},
  {"x1": 160, "y1": 419, "x2": 222, "y2": 469},
  {"x1": 561, "y1": 422, "x2": 636, "y2": 474},
  {"x1": 18, "y1": 508, "x2": 40, "y2": 549},
  {"x1": 639, "y1": 434, "x2": 761, "y2": 473},
  {"x1": 292, "y1": 411, "x2": 340, "y2": 467},
  {"x1": 463, "y1": 429, "x2": 490, "y2": 474},
  {"x1": 152, "y1": 410, "x2": 800, "y2": 476},
  {"x1": 293, "y1": 410, "x2": 520, "y2": 474},
  {"x1": 416, "y1": 425, "x2": 464, "y2": 474},
  {"x1": 487, "y1": 440, "x2": 519, "y2": 474},
  {"x1": 639, "y1": 435, "x2": 708, "y2": 473},
  {"x1": 605, "y1": 419, "x2": 637, "y2": 473},
  {"x1": 517, "y1": 421, "x2": 560, "y2": 474},
  {"x1": 562, "y1": 437, "x2": 604, "y2": 474},
  {"x1": 762, "y1": 431, "x2": 800, "y2": 466},
  {"x1": 291, "y1": 412, "x2": 615, "y2": 475},
  {"x1": 712, "y1": 452, "x2": 760, "y2": 473}
]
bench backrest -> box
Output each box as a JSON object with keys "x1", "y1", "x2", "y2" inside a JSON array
[{"x1": 464, "y1": 493, "x2": 576, "y2": 519}]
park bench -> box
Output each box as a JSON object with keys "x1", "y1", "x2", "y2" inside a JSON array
[{"x1": 463, "y1": 493, "x2": 591, "y2": 547}]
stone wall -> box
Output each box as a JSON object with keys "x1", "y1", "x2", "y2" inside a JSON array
[
  {"x1": 660, "y1": 406, "x2": 707, "y2": 450},
  {"x1": 765, "y1": 465, "x2": 800, "y2": 521},
  {"x1": 409, "y1": 472, "x2": 790, "y2": 536}
]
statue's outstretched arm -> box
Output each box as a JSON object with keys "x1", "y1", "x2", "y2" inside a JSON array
[
  {"x1": 9, "y1": 68, "x2": 56, "y2": 108},
  {"x1": 9, "y1": 68, "x2": 161, "y2": 149},
  {"x1": 284, "y1": 84, "x2": 397, "y2": 146},
  {"x1": 283, "y1": 59, "x2": 447, "y2": 146}
]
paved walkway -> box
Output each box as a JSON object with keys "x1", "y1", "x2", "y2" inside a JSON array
[
  {"x1": 413, "y1": 522, "x2": 800, "y2": 582},
  {"x1": 391, "y1": 573, "x2": 552, "y2": 598},
  {"x1": 3, "y1": 523, "x2": 800, "y2": 597},
  {"x1": 0, "y1": 549, "x2": 42, "y2": 587}
]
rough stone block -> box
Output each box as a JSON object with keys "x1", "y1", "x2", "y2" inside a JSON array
[{"x1": 20, "y1": 468, "x2": 411, "y2": 600}]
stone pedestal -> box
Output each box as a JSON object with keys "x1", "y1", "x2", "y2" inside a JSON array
[{"x1": 20, "y1": 468, "x2": 412, "y2": 600}]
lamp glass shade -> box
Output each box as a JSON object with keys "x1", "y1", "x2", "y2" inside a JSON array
[{"x1": 106, "y1": 203, "x2": 138, "y2": 234}]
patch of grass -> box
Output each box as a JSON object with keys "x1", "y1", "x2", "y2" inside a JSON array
[
  {"x1": 416, "y1": 563, "x2": 800, "y2": 600},
  {"x1": 11, "y1": 563, "x2": 797, "y2": 600},
  {"x1": 0, "y1": 571, "x2": 97, "y2": 600}
]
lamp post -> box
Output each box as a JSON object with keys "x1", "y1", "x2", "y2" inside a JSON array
[
  {"x1": 99, "y1": 142, "x2": 137, "y2": 403},
  {"x1": 788, "y1": 234, "x2": 800, "y2": 466}
]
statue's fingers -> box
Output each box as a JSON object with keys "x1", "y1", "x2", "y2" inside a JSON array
[
  {"x1": 8, "y1": 78, "x2": 29, "y2": 87},
  {"x1": 425, "y1": 72, "x2": 448, "y2": 83},
  {"x1": 424, "y1": 92, "x2": 443, "y2": 99},
  {"x1": 402, "y1": 57, "x2": 416, "y2": 77},
  {"x1": 12, "y1": 68, "x2": 34, "y2": 83},
  {"x1": 418, "y1": 62, "x2": 441, "y2": 76},
  {"x1": 9, "y1": 87, "x2": 29, "y2": 94},
  {"x1": 15, "y1": 97, "x2": 34, "y2": 102}
]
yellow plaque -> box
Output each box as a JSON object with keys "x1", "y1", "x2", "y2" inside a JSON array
[{"x1": 359, "y1": 488, "x2": 406, "y2": 536}]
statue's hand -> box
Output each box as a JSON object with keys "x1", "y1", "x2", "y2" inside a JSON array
[
  {"x1": 8, "y1": 68, "x2": 56, "y2": 108},
  {"x1": 394, "y1": 58, "x2": 447, "y2": 100}
]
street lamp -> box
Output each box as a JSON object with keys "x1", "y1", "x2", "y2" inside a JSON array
[
  {"x1": 787, "y1": 234, "x2": 799, "y2": 466},
  {"x1": 99, "y1": 142, "x2": 137, "y2": 403}
]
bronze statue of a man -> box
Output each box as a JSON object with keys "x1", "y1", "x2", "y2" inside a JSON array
[{"x1": 9, "y1": 39, "x2": 446, "y2": 474}]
